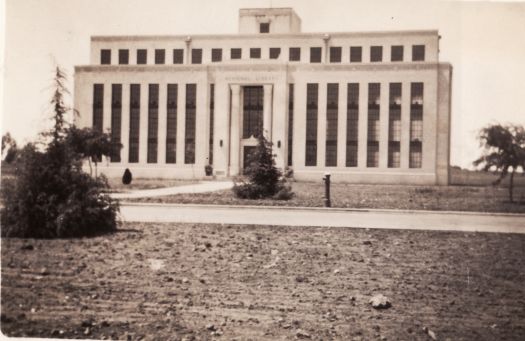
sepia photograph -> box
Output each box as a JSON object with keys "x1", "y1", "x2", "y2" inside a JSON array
[{"x1": 1, "y1": 0, "x2": 524, "y2": 340}]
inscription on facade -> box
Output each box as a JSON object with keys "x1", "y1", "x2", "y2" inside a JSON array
[{"x1": 225, "y1": 75, "x2": 279, "y2": 82}]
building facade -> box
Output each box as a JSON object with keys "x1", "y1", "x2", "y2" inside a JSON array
[{"x1": 74, "y1": 8, "x2": 452, "y2": 184}]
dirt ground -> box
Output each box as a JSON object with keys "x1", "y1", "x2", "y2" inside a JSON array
[{"x1": 2, "y1": 223, "x2": 525, "y2": 340}]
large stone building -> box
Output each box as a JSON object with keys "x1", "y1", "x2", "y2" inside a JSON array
[{"x1": 74, "y1": 7, "x2": 452, "y2": 184}]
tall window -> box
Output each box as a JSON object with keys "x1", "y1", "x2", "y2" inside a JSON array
[
  {"x1": 211, "y1": 48, "x2": 222, "y2": 62},
  {"x1": 147, "y1": 84, "x2": 159, "y2": 163},
  {"x1": 137, "y1": 49, "x2": 147, "y2": 64},
  {"x1": 329, "y1": 47, "x2": 342, "y2": 63},
  {"x1": 260, "y1": 23, "x2": 270, "y2": 33},
  {"x1": 118, "y1": 49, "x2": 129, "y2": 65},
  {"x1": 243, "y1": 86, "x2": 263, "y2": 138},
  {"x1": 325, "y1": 84, "x2": 339, "y2": 166},
  {"x1": 101, "y1": 49, "x2": 111, "y2": 64},
  {"x1": 209, "y1": 84, "x2": 214, "y2": 165},
  {"x1": 305, "y1": 83, "x2": 318, "y2": 166},
  {"x1": 173, "y1": 49, "x2": 184, "y2": 64},
  {"x1": 367, "y1": 83, "x2": 380, "y2": 167},
  {"x1": 310, "y1": 47, "x2": 321, "y2": 63},
  {"x1": 231, "y1": 48, "x2": 242, "y2": 59},
  {"x1": 391, "y1": 46, "x2": 403, "y2": 62},
  {"x1": 410, "y1": 82, "x2": 424, "y2": 168},
  {"x1": 185, "y1": 84, "x2": 197, "y2": 164},
  {"x1": 370, "y1": 46, "x2": 382, "y2": 62},
  {"x1": 191, "y1": 49, "x2": 202, "y2": 64},
  {"x1": 110, "y1": 84, "x2": 122, "y2": 162},
  {"x1": 288, "y1": 84, "x2": 294, "y2": 166},
  {"x1": 250, "y1": 48, "x2": 261, "y2": 59},
  {"x1": 412, "y1": 45, "x2": 425, "y2": 61},
  {"x1": 129, "y1": 84, "x2": 140, "y2": 163},
  {"x1": 92, "y1": 84, "x2": 104, "y2": 133},
  {"x1": 388, "y1": 83, "x2": 402, "y2": 168},
  {"x1": 166, "y1": 84, "x2": 178, "y2": 164},
  {"x1": 269, "y1": 48, "x2": 281, "y2": 59},
  {"x1": 350, "y1": 46, "x2": 362, "y2": 62},
  {"x1": 346, "y1": 83, "x2": 359, "y2": 167},
  {"x1": 154, "y1": 49, "x2": 165, "y2": 64},
  {"x1": 289, "y1": 47, "x2": 301, "y2": 61}
]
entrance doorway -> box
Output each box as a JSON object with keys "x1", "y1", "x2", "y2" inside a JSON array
[{"x1": 241, "y1": 86, "x2": 263, "y2": 174}]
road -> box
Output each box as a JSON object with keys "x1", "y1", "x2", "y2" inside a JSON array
[{"x1": 120, "y1": 203, "x2": 525, "y2": 234}]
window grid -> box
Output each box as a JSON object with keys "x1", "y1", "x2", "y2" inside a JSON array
[
  {"x1": 260, "y1": 23, "x2": 270, "y2": 33},
  {"x1": 191, "y1": 49, "x2": 202, "y2": 64},
  {"x1": 118, "y1": 49, "x2": 129, "y2": 65},
  {"x1": 310, "y1": 47, "x2": 322, "y2": 63},
  {"x1": 388, "y1": 82, "x2": 402, "y2": 167},
  {"x1": 269, "y1": 48, "x2": 281, "y2": 59},
  {"x1": 173, "y1": 49, "x2": 184, "y2": 64},
  {"x1": 147, "y1": 84, "x2": 159, "y2": 163},
  {"x1": 346, "y1": 83, "x2": 359, "y2": 167},
  {"x1": 289, "y1": 47, "x2": 301, "y2": 61},
  {"x1": 305, "y1": 83, "x2": 318, "y2": 166},
  {"x1": 412, "y1": 45, "x2": 425, "y2": 61},
  {"x1": 154, "y1": 49, "x2": 165, "y2": 64},
  {"x1": 185, "y1": 84, "x2": 197, "y2": 164},
  {"x1": 288, "y1": 84, "x2": 294, "y2": 167},
  {"x1": 166, "y1": 84, "x2": 177, "y2": 164},
  {"x1": 391, "y1": 45, "x2": 404, "y2": 62},
  {"x1": 367, "y1": 141, "x2": 379, "y2": 168},
  {"x1": 211, "y1": 48, "x2": 222, "y2": 62},
  {"x1": 326, "y1": 83, "x2": 338, "y2": 167},
  {"x1": 329, "y1": 47, "x2": 342, "y2": 63},
  {"x1": 388, "y1": 141, "x2": 401, "y2": 168},
  {"x1": 367, "y1": 83, "x2": 380, "y2": 167},
  {"x1": 409, "y1": 141, "x2": 422, "y2": 168},
  {"x1": 209, "y1": 84, "x2": 214, "y2": 165},
  {"x1": 110, "y1": 84, "x2": 122, "y2": 162},
  {"x1": 243, "y1": 86, "x2": 263, "y2": 138},
  {"x1": 250, "y1": 48, "x2": 261, "y2": 59},
  {"x1": 129, "y1": 84, "x2": 140, "y2": 163},
  {"x1": 101, "y1": 49, "x2": 111, "y2": 64},
  {"x1": 350, "y1": 46, "x2": 362, "y2": 62},
  {"x1": 92, "y1": 84, "x2": 104, "y2": 133},
  {"x1": 137, "y1": 49, "x2": 147, "y2": 64},
  {"x1": 370, "y1": 46, "x2": 382, "y2": 62},
  {"x1": 231, "y1": 48, "x2": 242, "y2": 59},
  {"x1": 409, "y1": 82, "x2": 424, "y2": 168}
]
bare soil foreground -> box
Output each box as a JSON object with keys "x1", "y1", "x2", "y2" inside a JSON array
[{"x1": 2, "y1": 223, "x2": 525, "y2": 340}]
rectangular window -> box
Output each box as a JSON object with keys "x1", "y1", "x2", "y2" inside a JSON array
[
  {"x1": 129, "y1": 84, "x2": 140, "y2": 163},
  {"x1": 154, "y1": 49, "x2": 165, "y2": 64},
  {"x1": 173, "y1": 49, "x2": 184, "y2": 64},
  {"x1": 326, "y1": 83, "x2": 339, "y2": 167},
  {"x1": 250, "y1": 48, "x2": 261, "y2": 59},
  {"x1": 101, "y1": 49, "x2": 111, "y2": 64},
  {"x1": 329, "y1": 46, "x2": 342, "y2": 63},
  {"x1": 370, "y1": 46, "x2": 382, "y2": 62},
  {"x1": 288, "y1": 84, "x2": 294, "y2": 166},
  {"x1": 147, "y1": 84, "x2": 159, "y2": 163},
  {"x1": 350, "y1": 46, "x2": 362, "y2": 62},
  {"x1": 118, "y1": 49, "x2": 129, "y2": 65},
  {"x1": 410, "y1": 82, "x2": 424, "y2": 168},
  {"x1": 110, "y1": 84, "x2": 122, "y2": 162},
  {"x1": 185, "y1": 84, "x2": 196, "y2": 164},
  {"x1": 412, "y1": 45, "x2": 425, "y2": 61},
  {"x1": 211, "y1": 48, "x2": 222, "y2": 62},
  {"x1": 269, "y1": 47, "x2": 281, "y2": 59},
  {"x1": 231, "y1": 48, "x2": 242, "y2": 59},
  {"x1": 391, "y1": 45, "x2": 403, "y2": 62},
  {"x1": 260, "y1": 23, "x2": 270, "y2": 33},
  {"x1": 92, "y1": 84, "x2": 104, "y2": 133},
  {"x1": 191, "y1": 49, "x2": 202, "y2": 64},
  {"x1": 289, "y1": 47, "x2": 301, "y2": 61},
  {"x1": 209, "y1": 84, "x2": 214, "y2": 165},
  {"x1": 346, "y1": 83, "x2": 359, "y2": 167},
  {"x1": 305, "y1": 83, "x2": 318, "y2": 166},
  {"x1": 310, "y1": 47, "x2": 321, "y2": 63},
  {"x1": 388, "y1": 83, "x2": 402, "y2": 168},
  {"x1": 367, "y1": 83, "x2": 380, "y2": 167},
  {"x1": 137, "y1": 49, "x2": 147, "y2": 64},
  {"x1": 166, "y1": 84, "x2": 178, "y2": 164}
]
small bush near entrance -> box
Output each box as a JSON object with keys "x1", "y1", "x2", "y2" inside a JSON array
[
  {"x1": 122, "y1": 168, "x2": 133, "y2": 185},
  {"x1": 232, "y1": 134, "x2": 294, "y2": 200}
]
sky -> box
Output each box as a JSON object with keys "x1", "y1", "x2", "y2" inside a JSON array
[{"x1": 1, "y1": 0, "x2": 525, "y2": 168}]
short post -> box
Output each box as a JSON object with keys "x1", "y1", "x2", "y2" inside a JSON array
[{"x1": 323, "y1": 172, "x2": 331, "y2": 207}]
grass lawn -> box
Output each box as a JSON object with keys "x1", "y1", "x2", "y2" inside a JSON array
[
  {"x1": 2, "y1": 223, "x2": 524, "y2": 340},
  {"x1": 107, "y1": 178, "x2": 199, "y2": 193}
]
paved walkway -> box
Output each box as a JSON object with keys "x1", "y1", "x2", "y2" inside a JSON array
[
  {"x1": 110, "y1": 181, "x2": 233, "y2": 199},
  {"x1": 119, "y1": 203, "x2": 525, "y2": 234}
]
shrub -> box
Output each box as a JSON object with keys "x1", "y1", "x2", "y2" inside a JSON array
[{"x1": 122, "y1": 168, "x2": 133, "y2": 185}]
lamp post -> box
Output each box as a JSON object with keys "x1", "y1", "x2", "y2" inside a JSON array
[{"x1": 323, "y1": 172, "x2": 331, "y2": 207}]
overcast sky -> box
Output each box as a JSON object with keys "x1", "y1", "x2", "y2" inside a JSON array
[{"x1": 2, "y1": 0, "x2": 525, "y2": 168}]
